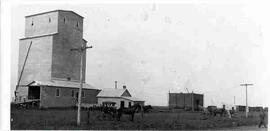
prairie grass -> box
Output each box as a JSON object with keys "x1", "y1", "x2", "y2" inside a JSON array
[{"x1": 11, "y1": 106, "x2": 265, "y2": 130}]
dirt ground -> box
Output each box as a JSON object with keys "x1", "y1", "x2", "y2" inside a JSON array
[
  {"x1": 215, "y1": 125, "x2": 267, "y2": 130},
  {"x1": 10, "y1": 107, "x2": 268, "y2": 130}
]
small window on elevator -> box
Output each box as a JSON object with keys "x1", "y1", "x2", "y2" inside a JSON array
[
  {"x1": 76, "y1": 21, "x2": 79, "y2": 27},
  {"x1": 56, "y1": 88, "x2": 60, "y2": 97},
  {"x1": 63, "y1": 17, "x2": 66, "y2": 23},
  {"x1": 49, "y1": 17, "x2": 51, "y2": 23},
  {"x1": 31, "y1": 21, "x2": 34, "y2": 26}
]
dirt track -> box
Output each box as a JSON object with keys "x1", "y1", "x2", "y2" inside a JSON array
[{"x1": 216, "y1": 125, "x2": 268, "y2": 130}]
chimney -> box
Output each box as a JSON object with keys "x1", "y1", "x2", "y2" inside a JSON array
[
  {"x1": 115, "y1": 81, "x2": 117, "y2": 89},
  {"x1": 123, "y1": 85, "x2": 126, "y2": 89}
]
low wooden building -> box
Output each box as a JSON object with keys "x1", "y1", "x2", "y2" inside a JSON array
[
  {"x1": 16, "y1": 80, "x2": 100, "y2": 108},
  {"x1": 236, "y1": 105, "x2": 264, "y2": 112},
  {"x1": 249, "y1": 106, "x2": 263, "y2": 112},
  {"x1": 97, "y1": 86, "x2": 144, "y2": 108},
  {"x1": 235, "y1": 105, "x2": 247, "y2": 112},
  {"x1": 168, "y1": 92, "x2": 203, "y2": 111}
]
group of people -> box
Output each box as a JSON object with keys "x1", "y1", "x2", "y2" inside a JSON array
[
  {"x1": 199, "y1": 105, "x2": 267, "y2": 128},
  {"x1": 258, "y1": 110, "x2": 267, "y2": 128}
]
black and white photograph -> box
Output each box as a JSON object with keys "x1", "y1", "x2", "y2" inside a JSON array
[{"x1": 1, "y1": 0, "x2": 270, "y2": 130}]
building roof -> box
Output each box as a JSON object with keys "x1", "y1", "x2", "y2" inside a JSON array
[
  {"x1": 27, "y1": 80, "x2": 99, "y2": 90},
  {"x1": 122, "y1": 96, "x2": 144, "y2": 102},
  {"x1": 169, "y1": 92, "x2": 204, "y2": 96},
  {"x1": 97, "y1": 88, "x2": 144, "y2": 102},
  {"x1": 25, "y1": 10, "x2": 84, "y2": 19},
  {"x1": 97, "y1": 88, "x2": 131, "y2": 97}
]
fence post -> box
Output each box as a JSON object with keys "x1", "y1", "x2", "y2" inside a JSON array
[
  {"x1": 87, "y1": 108, "x2": 90, "y2": 124},
  {"x1": 141, "y1": 104, "x2": 144, "y2": 118}
]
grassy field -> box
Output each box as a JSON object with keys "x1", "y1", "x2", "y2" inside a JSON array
[{"x1": 11, "y1": 106, "x2": 267, "y2": 130}]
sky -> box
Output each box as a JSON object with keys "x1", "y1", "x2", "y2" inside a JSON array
[{"x1": 8, "y1": 2, "x2": 270, "y2": 107}]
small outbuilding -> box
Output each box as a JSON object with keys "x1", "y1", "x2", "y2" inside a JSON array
[
  {"x1": 235, "y1": 105, "x2": 246, "y2": 112},
  {"x1": 97, "y1": 86, "x2": 144, "y2": 108},
  {"x1": 168, "y1": 92, "x2": 204, "y2": 111}
]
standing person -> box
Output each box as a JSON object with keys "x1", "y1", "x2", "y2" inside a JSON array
[
  {"x1": 258, "y1": 110, "x2": 267, "y2": 128},
  {"x1": 140, "y1": 104, "x2": 144, "y2": 118}
]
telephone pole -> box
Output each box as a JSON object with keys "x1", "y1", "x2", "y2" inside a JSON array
[
  {"x1": 234, "y1": 96, "x2": 235, "y2": 105},
  {"x1": 240, "y1": 83, "x2": 253, "y2": 118},
  {"x1": 71, "y1": 44, "x2": 92, "y2": 126},
  {"x1": 191, "y1": 91, "x2": 194, "y2": 112}
]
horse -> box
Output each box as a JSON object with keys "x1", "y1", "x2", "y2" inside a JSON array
[
  {"x1": 87, "y1": 105, "x2": 117, "y2": 120},
  {"x1": 229, "y1": 109, "x2": 235, "y2": 117},
  {"x1": 101, "y1": 106, "x2": 117, "y2": 120},
  {"x1": 143, "y1": 105, "x2": 153, "y2": 113},
  {"x1": 198, "y1": 105, "x2": 210, "y2": 116},
  {"x1": 213, "y1": 108, "x2": 227, "y2": 117},
  {"x1": 206, "y1": 106, "x2": 218, "y2": 116},
  {"x1": 116, "y1": 103, "x2": 141, "y2": 121}
]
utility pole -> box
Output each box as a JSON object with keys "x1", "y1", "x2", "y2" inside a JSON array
[
  {"x1": 234, "y1": 96, "x2": 235, "y2": 105},
  {"x1": 115, "y1": 81, "x2": 117, "y2": 89},
  {"x1": 168, "y1": 90, "x2": 170, "y2": 107},
  {"x1": 191, "y1": 91, "x2": 194, "y2": 111},
  {"x1": 71, "y1": 44, "x2": 92, "y2": 126},
  {"x1": 240, "y1": 83, "x2": 253, "y2": 118}
]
